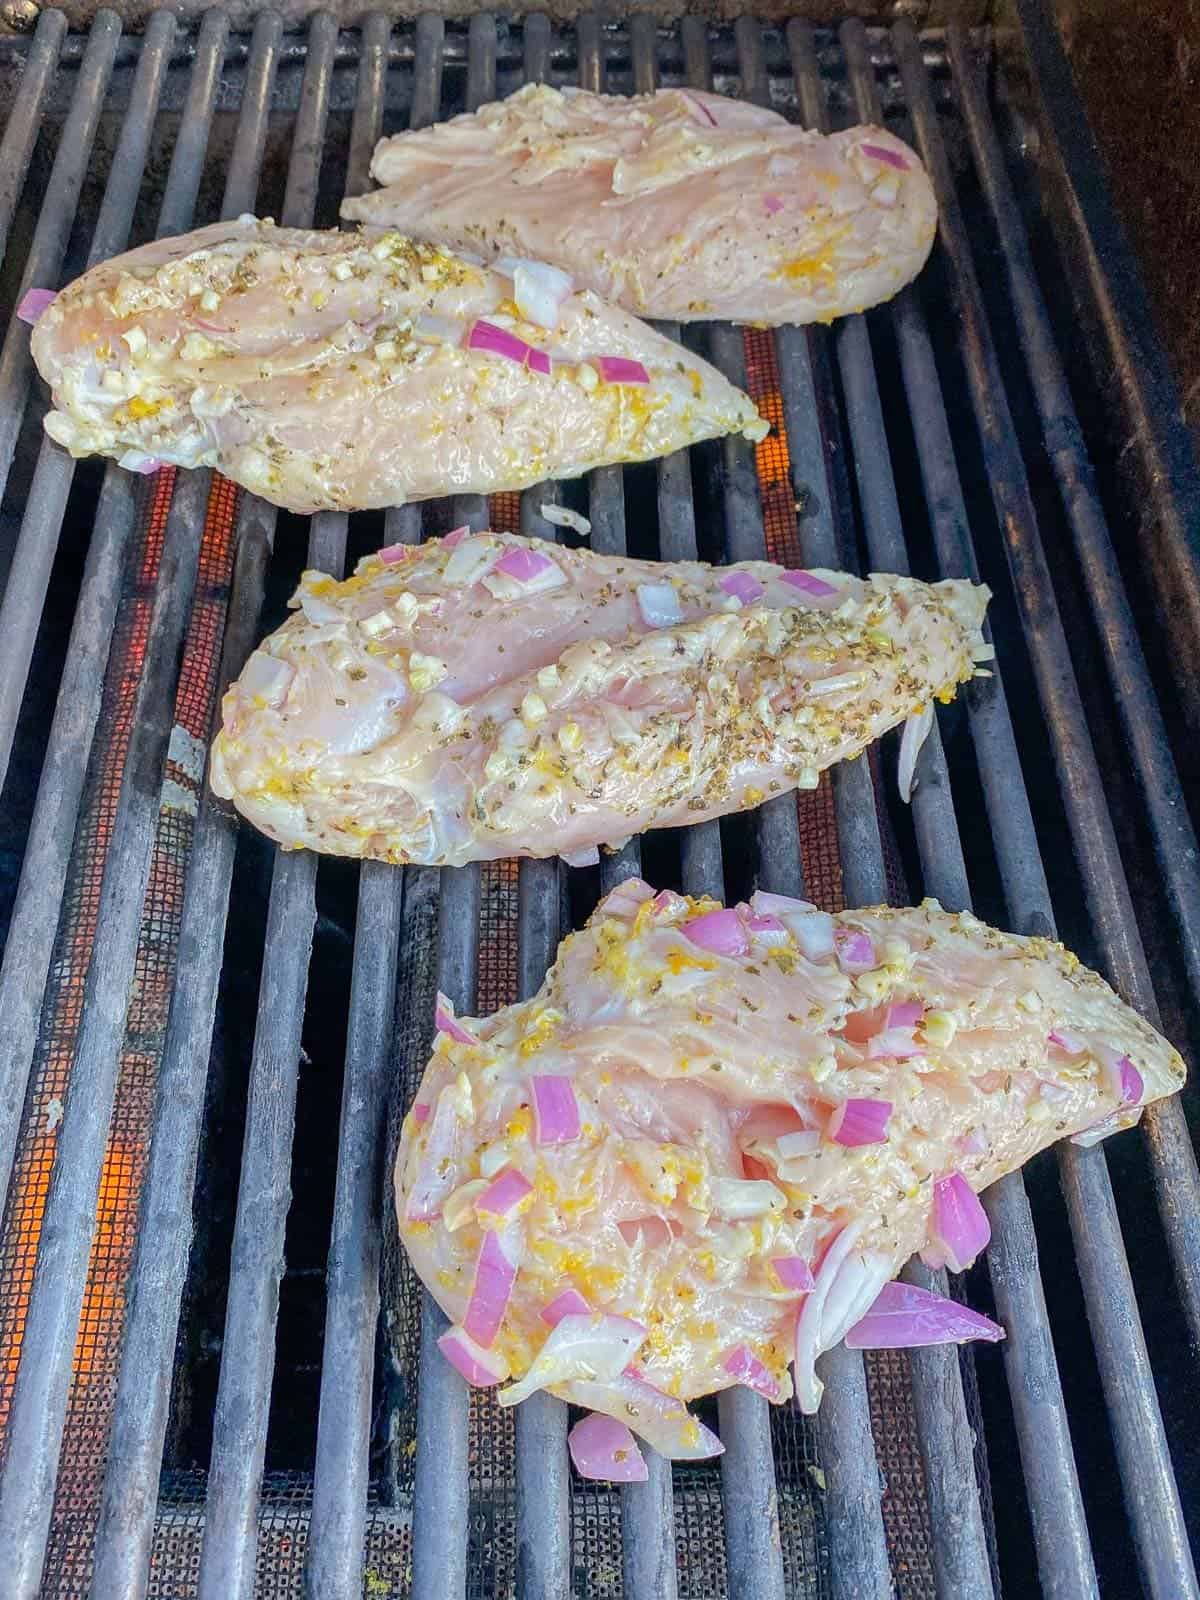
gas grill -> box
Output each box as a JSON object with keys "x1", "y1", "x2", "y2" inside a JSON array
[{"x1": 0, "y1": 5, "x2": 1197, "y2": 1598}]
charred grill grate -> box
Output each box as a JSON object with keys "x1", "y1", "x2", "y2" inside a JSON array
[{"x1": 0, "y1": 8, "x2": 1197, "y2": 1600}]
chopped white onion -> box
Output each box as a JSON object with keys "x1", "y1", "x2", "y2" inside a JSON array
[
  {"x1": 710, "y1": 1177, "x2": 787, "y2": 1220},
  {"x1": 897, "y1": 703, "x2": 934, "y2": 804},
  {"x1": 556, "y1": 1373, "x2": 724, "y2": 1460},
  {"x1": 793, "y1": 1222, "x2": 893, "y2": 1413},
  {"x1": 498, "y1": 1313, "x2": 646, "y2": 1407},
  {"x1": 495, "y1": 256, "x2": 574, "y2": 329},
  {"x1": 636, "y1": 583, "x2": 684, "y2": 628},
  {"x1": 540, "y1": 503, "x2": 591, "y2": 536},
  {"x1": 443, "y1": 534, "x2": 500, "y2": 588}
]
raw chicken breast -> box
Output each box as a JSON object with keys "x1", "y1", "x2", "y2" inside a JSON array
[
  {"x1": 28, "y1": 217, "x2": 765, "y2": 514},
  {"x1": 342, "y1": 84, "x2": 937, "y2": 326},
  {"x1": 209, "y1": 530, "x2": 991, "y2": 865},
  {"x1": 396, "y1": 883, "x2": 1184, "y2": 1447}
]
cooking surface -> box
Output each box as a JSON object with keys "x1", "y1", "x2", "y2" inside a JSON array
[{"x1": 0, "y1": 11, "x2": 1196, "y2": 1600}]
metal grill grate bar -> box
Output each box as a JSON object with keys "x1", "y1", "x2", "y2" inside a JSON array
[
  {"x1": 810, "y1": 25, "x2": 996, "y2": 1598},
  {"x1": 725, "y1": 21, "x2": 896, "y2": 1595},
  {"x1": 0, "y1": 9, "x2": 120, "y2": 508},
  {"x1": 0, "y1": 15, "x2": 240, "y2": 1595},
  {"x1": 0, "y1": 9, "x2": 67, "y2": 290},
  {"x1": 0, "y1": 9, "x2": 145, "y2": 796},
  {"x1": 84, "y1": 17, "x2": 287, "y2": 1597},
  {"x1": 413, "y1": 854, "x2": 480, "y2": 1600},
  {"x1": 707, "y1": 331, "x2": 790, "y2": 1600},
  {"x1": 894, "y1": 26, "x2": 1200, "y2": 1599},
  {"x1": 304, "y1": 22, "x2": 401, "y2": 1598},
  {"x1": 0, "y1": 465, "x2": 212, "y2": 1600},
  {"x1": 838, "y1": 27, "x2": 1101, "y2": 1588},
  {"x1": 0, "y1": 6, "x2": 223, "y2": 1218},
  {"x1": 948, "y1": 25, "x2": 1200, "y2": 1345},
  {"x1": 511, "y1": 498, "x2": 571, "y2": 1591},
  {"x1": 603, "y1": 26, "x2": 683, "y2": 1595},
  {"x1": 193, "y1": 19, "x2": 347, "y2": 1598}
]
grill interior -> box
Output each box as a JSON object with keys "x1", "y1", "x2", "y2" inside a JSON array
[{"x1": 0, "y1": 7, "x2": 1198, "y2": 1599}]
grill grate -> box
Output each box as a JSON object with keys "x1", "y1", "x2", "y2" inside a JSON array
[{"x1": 0, "y1": 9, "x2": 1197, "y2": 1600}]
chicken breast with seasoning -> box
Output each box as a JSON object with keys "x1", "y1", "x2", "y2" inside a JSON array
[
  {"x1": 209, "y1": 529, "x2": 991, "y2": 866},
  {"x1": 27, "y1": 216, "x2": 765, "y2": 514},
  {"x1": 342, "y1": 84, "x2": 937, "y2": 326},
  {"x1": 396, "y1": 882, "x2": 1184, "y2": 1467}
]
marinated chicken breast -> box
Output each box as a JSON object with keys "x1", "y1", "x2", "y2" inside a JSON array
[
  {"x1": 397, "y1": 883, "x2": 1184, "y2": 1445},
  {"x1": 342, "y1": 84, "x2": 937, "y2": 326},
  {"x1": 209, "y1": 530, "x2": 991, "y2": 866},
  {"x1": 28, "y1": 217, "x2": 765, "y2": 514}
]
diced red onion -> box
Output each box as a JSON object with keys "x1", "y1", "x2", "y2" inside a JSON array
[
  {"x1": 377, "y1": 541, "x2": 412, "y2": 565},
  {"x1": 651, "y1": 889, "x2": 687, "y2": 916},
  {"x1": 636, "y1": 582, "x2": 684, "y2": 628},
  {"x1": 121, "y1": 454, "x2": 164, "y2": 475},
  {"x1": 531, "y1": 1075, "x2": 581, "y2": 1145},
  {"x1": 722, "y1": 1344, "x2": 781, "y2": 1400},
  {"x1": 464, "y1": 1228, "x2": 518, "y2": 1347},
  {"x1": 435, "y1": 991, "x2": 476, "y2": 1046},
  {"x1": 745, "y1": 912, "x2": 789, "y2": 947},
  {"x1": 922, "y1": 1171, "x2": 991, "y2": 1273},
  {"x1": 412, "y1": 1102, "x2": 430, "y2": 1125},
  {"x1": 860, "y1": 141, "x2": 910, "y2": 171},
  {"x1": 720, "y1": 570, "x2": 765, "y2": 605},
  {"x1": 1048, "y1": 1027, "x2": 1087, "y2": 1055},
  {"x1": 770, "y1": 1255, "x2": 815, "y2": 1293},
  {"x1": 683, "y1": 908, "x2": 749, "y2": 959},
  {"x1": 866, "y1": 1027, "x2": 925, "y2": 1062},
  {"x1": 887, "y1": 1000, "x2": 924, "y2": 1029},
  {"x1": 477, "y1": 1166, "x2": 534, "y2": 1220},
  {"x1": 569, "y1": 1413, "x2": 648, "y2": 1482},
  {"x1": 1096, "y1": 1043, "x2": 1144, "y2": 1106},
  {"x1": 438, "y1": 1324, "x2": 509, "y2": 1386},
  {"x1": 763, "y1": 194, "x2": 785, "y2": 216},
  {"x1": 442, "y1": 525, "x2": 469, "y2": 549},
  {"x1": 955, "y1": 1127, "x2": 987, "y2": 1157},
  {"x1": 780, "y1": 569, "x2": 839, "y2": 599},
  {"x1": 16, "y1": 287, "x2": 56, "y2": 325},
  {"x1": 845, "y1": 1279, "x2": 1005, "y2": 1349},
  {"x1": 828, "y1": 1098, "x2": 892, "y2": 1147},
  {"x1": 591, "y1": 355, "x2": 650, "y2": 386},
  {"x1": 466, "y1": 318, "x2": 552, "y2": 375},
  {"x1": 834, "y1": 928, "x2": 875, "y2": 974},
  {"x1": 494, "y1": 546, "x2": 558, "y2": 584},
  {"x1": 541, "y1": 1287, "x2": 590, "y2": 1327}
]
